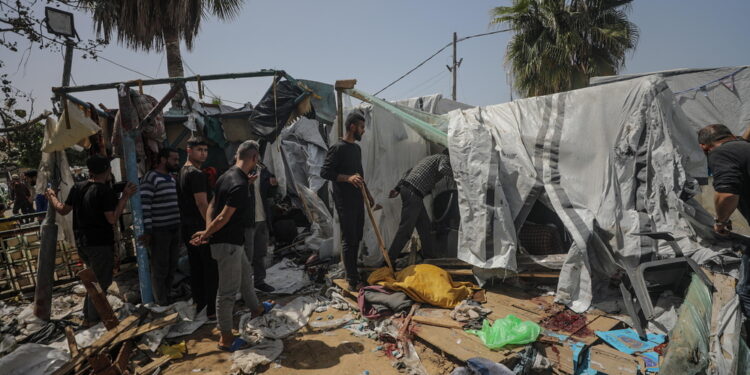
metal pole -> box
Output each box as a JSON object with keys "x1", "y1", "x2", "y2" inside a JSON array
[
  {"x1": 452, "y1": 32, "x2": 457, "y2": 101},
  {"x1": 33, "y1": 39, "x2": 74, "y2": 320},
  {"x1": 117, "y1": 84, "x2": 153, "y2": 304}
]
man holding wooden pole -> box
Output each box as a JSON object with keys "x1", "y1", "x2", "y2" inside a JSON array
[{"x1": 321, "y1": 112, "x2": 373, "y2": 291}]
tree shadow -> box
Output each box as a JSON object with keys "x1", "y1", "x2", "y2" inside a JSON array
[{"x1": 281, "y1": 338, "x2": 365, "y2": 370}]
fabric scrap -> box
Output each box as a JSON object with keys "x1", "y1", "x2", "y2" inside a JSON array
[
  {"x1": 367, "y1": 264, "x2": 477, "y2": 308},
  {"x1": 264, "y1": 258, "x2": 312, "y2": 294},
  {"x1": 357, "y1": 285, "x2": 413, "y2": 319},
  {"x1": 239, "y1": 296, "x2": 316, "y2": 340},
  {"x1": 595, "y1": 328, "x2": 666, "y2": 355},
  {"x1": 232, "y1": 338, "x2": 284, "y2": 374}
]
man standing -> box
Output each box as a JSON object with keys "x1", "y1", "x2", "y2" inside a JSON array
[
  {"x1": 244, "y1": 163, "x2": 277, "y2": 293},
  {"x1": 10, "y1": 174, "x2": 33, "y2": 218},
  {"x1": 46, "y1": 155, "x2": 135, "y2": 326},
  {"x1": 23, "y1": 170, "x2": 47, "y2": 214},
  {"x1": 141, "y1": 148, "x2": 181, "y2": 306},
  {"x1": 387, "y1": 151, "x2": 453, "y2": 262},
  {"x1": 697, "y1": 124, "x2": 750, "y2": 324},
  {"x1": 321, "y1": 112, "x2": 370, "y2": 291},
  {"x1": 178, "y1": 137, "x2": 218, "y2": 319},
  {"x1": 191, "y1": 140, "x2": 264, "y2": 351}
]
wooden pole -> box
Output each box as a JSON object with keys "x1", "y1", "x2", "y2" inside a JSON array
[
  {"x1": 52, "y1": 70, "x2": 281, "y2": 95},
  {"x1": 359, "y1": 184, "x2": 394, "y2": 274},
  {"x1": 77, "y1": 268, "x2": 119, "y2": 330}
]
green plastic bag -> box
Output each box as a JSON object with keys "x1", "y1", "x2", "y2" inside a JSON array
[{"x1": 466, "y1": 314, "x2": 541, "y2": 350}]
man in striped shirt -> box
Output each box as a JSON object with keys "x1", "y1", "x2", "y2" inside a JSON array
[{"x1": 140, "y1": 147, "x2": 181, "y2": 305}]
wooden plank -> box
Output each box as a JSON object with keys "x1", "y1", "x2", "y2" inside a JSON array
[
  {"x1": 78, "y1": 268, "x2": 119, "y2": 330},
  {"x1": 114, "y1": 341, "x2": 133, "y2": 373},
  {"x1": 571, "y1": 315, "x2": 621, "y2": 345},
  {"x1": 413, "y1": 324, "x2": 524, "y2": 364},
  {"x1": 52, "y1": 315, "x2": 141, "y2": 375},
  {"x1": 134, "y1": 355, "x2": 171, "y2": 375},
  {"x1": 412, "y1": 316, "x2": 464, "y2": 329},
  {"x1": 110, "y1": 312, "x2": 179, "y2": 347}
]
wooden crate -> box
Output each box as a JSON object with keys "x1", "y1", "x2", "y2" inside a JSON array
[
  {"x1": 24, "y1": 233, "x2": 40, "y2": 244},
  {"x1": 7, "y1": 249, "x2": 24, "y2": 261},
  {"x1": 4, "y1": 237, "x2": 21, "y2": 247}
]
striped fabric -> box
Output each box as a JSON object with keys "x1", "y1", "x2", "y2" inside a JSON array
[{"x1": 141, "y1": 170, "x2": 180, "y2": 232}]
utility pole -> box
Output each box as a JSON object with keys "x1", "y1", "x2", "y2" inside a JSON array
[
  {"x1": 446, "y1": 32, "x2": 463, "y2": 101},
  {"x1": 33, "y1": 39, "x2": 73, "y2": 321}
]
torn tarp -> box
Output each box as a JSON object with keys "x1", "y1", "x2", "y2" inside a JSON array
[
  {"x1": 239, "y1": 296, "x2": 316, "y2": 340},
  {"x1": 248, "y1": 80, "x2": 308, "y2": 142}
]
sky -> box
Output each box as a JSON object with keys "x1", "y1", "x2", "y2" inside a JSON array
[{"x1": 3, "y1": 0, "x2": 750, "y2": 114}]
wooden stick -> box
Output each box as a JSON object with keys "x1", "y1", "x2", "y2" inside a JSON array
[
  {"x1": 110, "y1": 312, "x2": 179, "y2": 347},
  {"x1": 77, "y1": 268, "x2": 119, "y2": 330},
  {"x1": 412, "y1": 316, "x2": 464, "y2": 329},
  {"x1": 134, "y1": 355, "x2": 171, "y2": 375},
  {"x1": 359, "y1": 184, "x2": 394, "y2": 274}
]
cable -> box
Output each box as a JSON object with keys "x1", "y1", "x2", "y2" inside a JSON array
[{"x1": 374, "y1": 28, "x2": 510, "y2": 96}]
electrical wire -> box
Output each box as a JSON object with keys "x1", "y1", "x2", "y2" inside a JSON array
[{"x1": 374, "y1": 28, "x2": 511, "y2": 96}]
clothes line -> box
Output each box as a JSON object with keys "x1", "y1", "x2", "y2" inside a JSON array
[{"x1": 672, "y1": 67, "x2": 746, "y2": 95}]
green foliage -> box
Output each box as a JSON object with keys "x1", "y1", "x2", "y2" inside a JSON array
[
  {"x1": 77, "y1": 0, "x2": 245, "y2": 52},
  {"x1": 491, "y1": 0, "x2": 639, "y2": 97},
  {"x1": 0, "y1": 122, "x2": 44, "y2": 169}
]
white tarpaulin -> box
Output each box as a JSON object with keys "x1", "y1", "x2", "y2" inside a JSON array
[
  {"x1": 591, "y1": 66, "x2": 750, "y2": 179},
  {"x1": 447, "y1": 76, "x2": 737, "y2": 310}
]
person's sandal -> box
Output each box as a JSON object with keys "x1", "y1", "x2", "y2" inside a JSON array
[{"x1": 217, "y1": 337, "x2": 250, "y2": 352}]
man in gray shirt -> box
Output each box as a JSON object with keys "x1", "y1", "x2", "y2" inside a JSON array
[{"x1": 387, "y1": 151, "x2": 453, "y2": 262}]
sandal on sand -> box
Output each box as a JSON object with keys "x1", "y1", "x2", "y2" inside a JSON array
[{"x1": 217, "y1": 337, "x2": 250, "y2": 352}]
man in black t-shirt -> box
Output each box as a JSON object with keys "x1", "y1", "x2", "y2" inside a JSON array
[
  {"x1": 191, "y1": 140, "x2": 263, "y2": 351},
  {"x1": 177, "y1": 137, "x2": 218, "y2": 319},
  {"x1": 698, "y1": 124, "x2": 750, "y2": 322},
  {"x1": 321, "y1": 112, "x2": 372, "y2": 291},
  {"x1": 47, "y1": 155, "x2": 135, "y2": 325}
]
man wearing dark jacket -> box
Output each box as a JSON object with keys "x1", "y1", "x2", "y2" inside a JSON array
[
  {"x1": 321, "y1": 112, "x2": 371, "y2": 291},
  {"x1": 698, "y1": 123, "x2": 750, "y2": 328}
]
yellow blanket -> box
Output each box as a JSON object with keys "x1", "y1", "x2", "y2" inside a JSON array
[{"x1": 367, "y1": 264, "x2": 477, "y2": 308}]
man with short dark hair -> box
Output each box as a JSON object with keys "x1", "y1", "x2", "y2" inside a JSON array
[
  {"x1": 321, "y1": 112, "x2": 371, "y2": 291},
  {"x1": 23, "y1": 170, "x2": 47, "y2": 214},
  {"x1": 191, "y1": 140, "x2": 263, "y2": 351},
  {"x1": 243, "y1": 162, "x2": 277, "y2": 293},
  {"x1": 387, "y1": 151, "x2": 453, "y2": 261},
  {"x1": 46, "y1": 155, "x2": 136, "y2": 326},
  {"x1": 178, "y1": 136, "x2": 218, "y2": 318},
  {"x1": 140, "y1": 147, "x2": 181, "y2": 306},
  {"x1": 697, "y1": 123, "x2": 750, "y2": 326}
]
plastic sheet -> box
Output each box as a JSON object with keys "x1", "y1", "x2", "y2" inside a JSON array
[
  {"x1": 660, "y1": 274, "x2": 712, "y2": 374},
  {"x1": 0, "y1": 343, "x2": 70, "y2": 375},
  {"x1": 232, "y1": 338, "x2": 284, "y2": 374},
  {"x1": 467, "y1": 315, "x2": 541, "y2": 350},
  {"x1": 239, "y1": 296, "x2": 316, "y2": 340}
]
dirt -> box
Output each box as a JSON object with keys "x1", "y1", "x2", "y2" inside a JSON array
[{"x1": 162, "y1": 307, "x2": 457, "y2": 374}]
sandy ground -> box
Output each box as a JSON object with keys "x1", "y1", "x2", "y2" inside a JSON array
[{"x1": 162, "y1": 308, "x2": 457, "y2": 375}]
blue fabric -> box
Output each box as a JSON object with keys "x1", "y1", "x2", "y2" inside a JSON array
[
  {"x1": 594, "y1": 329, "x2": 666, "y2": 355},
  {"x1": 34, "y1": 194, "x2": 47, "y2": 212}
]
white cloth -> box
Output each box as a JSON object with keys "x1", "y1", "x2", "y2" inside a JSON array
[{"x1": 254, "y1": 175, "x2": 265, "y2": 222}]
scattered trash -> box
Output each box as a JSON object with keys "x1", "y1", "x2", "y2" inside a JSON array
[
  {"x1": 327, "y1": 314, "x2": 334, "y2": 320},
  {"x1": 263, "y1": 258, "x2": 312, "y2": 294},
  {"x1": 467, "y1": 315, "x2": 541, "y2": 350},
  {"x1": 309, "y1": 314, "x2": 356, "y2": 330},
  {"x1": 595, "y1": 328, "x2": 666, "y2": 355},
  {"x1": 159, "y1": 341, "x2": 188, "y2": 359},
  {"x1": 450, "y1": 300, "x2": 492, "y2": 322},
  {"x1": 231, "y1": 338, "x2": 284, "y2": 374},
  {"x1": 240, "y1": 296, "x2": 316, "y2": 340},
  {"x1": 450, "y1": 357, "x2": 514, "y2": 375}
]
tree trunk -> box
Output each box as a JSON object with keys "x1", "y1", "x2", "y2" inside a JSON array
[{"x1": 164, "y1": 28, "x2": 185, "y2": 109}]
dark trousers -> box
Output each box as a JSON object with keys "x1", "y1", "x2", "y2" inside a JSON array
[
  {"x1": 13, "y1": 200, "x2": 33, "y2": 223},
  {"x1": 78, "y1": 245, "x2": 114, "y2": 323},
  {"x1": 335, "y1": 198, "x2": 364, "y2": 284},
  {"x1": 183, "y1": 226, "x2": 218, "y2": 316},
  {"x1": 150, "y1": 229, "x2": 180, "y2": 306},
  {"x1": 244, "y1": 221, "x2": 269, "y2": 284},
  {"x1": 388, "y1": 186, "x2": 434, "y2": 262}
]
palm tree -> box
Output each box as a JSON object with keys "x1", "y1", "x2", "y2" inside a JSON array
[
  {"x1": 491, "y1": 0, "x2": 639, "y2": 97},
  {"x1": 78, "y1": 0, "x2": 245, "y2": 107}
]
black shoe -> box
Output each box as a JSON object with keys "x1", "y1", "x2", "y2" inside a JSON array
[{"x1": 255, "y1": 283, "x2": 275, "y2": 293}]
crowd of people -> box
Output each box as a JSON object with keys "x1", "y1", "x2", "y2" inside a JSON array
[{"x1": 45, "y1": 136, "x2": 277, "y2": 351}]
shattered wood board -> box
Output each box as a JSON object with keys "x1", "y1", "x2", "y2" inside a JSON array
[
  {"x1": 332, "y1": 279, "x2": 361, "y2": 310},
  {"x1": 588, "y1": 344, "x2": 644, "y2": 375},
  {"x1": 571, "y1": 315, "x2": 620, "y2": 345},
  {"x1": 413, "y1": 323, "x2": 525, "y2": 364},
  {"x1": 538, "y1": 341, "x2": 576, "y2": 374}
]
